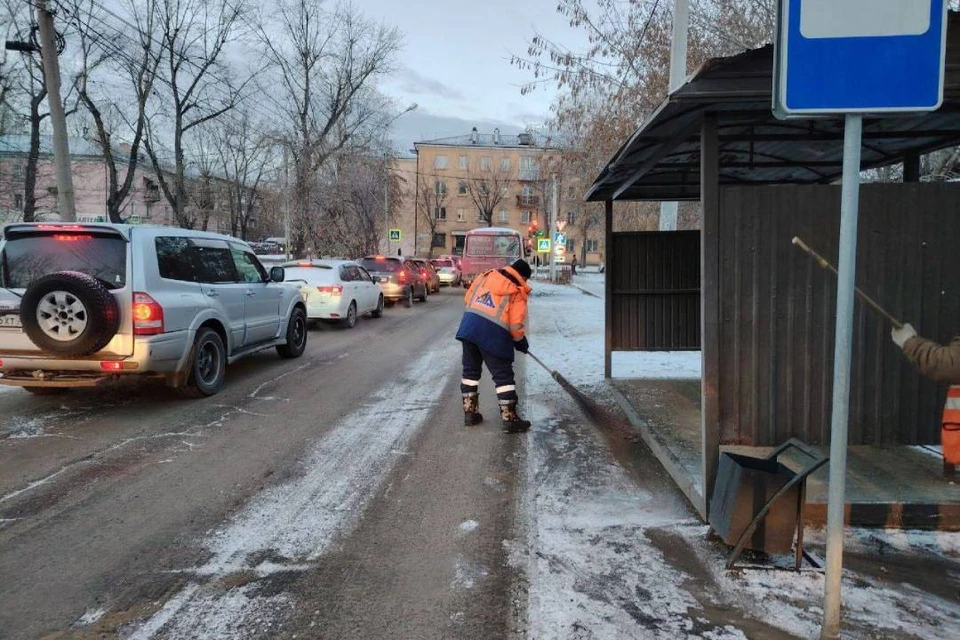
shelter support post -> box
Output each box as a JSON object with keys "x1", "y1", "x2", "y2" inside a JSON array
[
  {"x1": 903, "y1": 153, "x2": 921, "y2": 182},
  {"x1": 604, "y1": 199, "x2": 614, "y2": 379},
  {"x1": 701, "y1": 113, "x2": 720, "y2": 518},
  {"x1": 821, "y1": 113, "x2": 863, "y2": 640}
]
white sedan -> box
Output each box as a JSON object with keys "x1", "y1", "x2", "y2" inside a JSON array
[{"x1": 282, "y1": 260, "x2": 384, "y2": 328}]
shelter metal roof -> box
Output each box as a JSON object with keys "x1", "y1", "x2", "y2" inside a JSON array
[{"x1": 586, "y1": 12, "x2": 960, "y2": 202}]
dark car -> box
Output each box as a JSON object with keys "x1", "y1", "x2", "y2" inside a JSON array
[
  {"x1": 358, "y1": 256, "x2": 428, "y2": 307},
  {"x1": 411, "y1": 259, "x2": 440, "y2": 293}
]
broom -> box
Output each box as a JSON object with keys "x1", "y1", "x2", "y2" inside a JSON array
[{"x1": 526, "y1": 351, "x2": 622, "y2": 427}]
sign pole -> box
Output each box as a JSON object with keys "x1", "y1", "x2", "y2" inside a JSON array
[
  {"x1": 549, "y1": 174, "x2": 558, "y2": 282},
  {"x1": 820, "y1": 113, "x2": 863, "y2": 640}
]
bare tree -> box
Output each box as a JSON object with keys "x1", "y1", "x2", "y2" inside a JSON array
[
  {"x1": 314, "y1": 151, "x2": 398, "y2": 257},
  {"x1": 144, "y1": 0, "x2": 248, "y2": 228},
  {"x1": 67, "y1": 0, "x2": 162, "y2": 223},
  {"x1": 464, "y1": 161, "x2": 513, "y2": 227},
  {"x1": 417, "y1": 170, "x2": 449, "y2": 256},
  {"x1": 255, "y1": 0, "x2": 401, "y2": 256},
  {"x1": 211, "y1": 112, "x2": 274, "y2": 239}
]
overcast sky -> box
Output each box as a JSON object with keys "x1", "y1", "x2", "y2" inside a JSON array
[{"x1": 367, "y1": 0, "x2": 591, "y2": 150}]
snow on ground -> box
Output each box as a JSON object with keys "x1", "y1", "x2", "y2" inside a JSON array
[
  {"x1": 517, "y1": 280, "x2": 960, "y2": 639},
  {"x1": 531, "y1": 277, "x2": 700, "y2": 382},
  {"x1": 127, "y1": 340, "x2": 459, "y2": 639}
]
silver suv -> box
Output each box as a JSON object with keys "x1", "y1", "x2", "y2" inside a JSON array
[{"x1": 0, "y1": 223, "x2": 307, "y2": 397}]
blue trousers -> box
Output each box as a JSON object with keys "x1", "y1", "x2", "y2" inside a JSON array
[{"x1": 460, "y1": 340, "x2": 518, "y2": 404}]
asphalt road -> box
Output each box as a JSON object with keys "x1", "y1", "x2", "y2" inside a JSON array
[{"x1": 0, "y1": 286, "x2": 522, "y2": 640}]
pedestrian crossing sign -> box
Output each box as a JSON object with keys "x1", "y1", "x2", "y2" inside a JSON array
[
  {"x1": 388, "y1": 228, "x2": 401, "y2": 241},
  {"x1": 537, "y1": 238, "x2": 551, "y2": 253}
]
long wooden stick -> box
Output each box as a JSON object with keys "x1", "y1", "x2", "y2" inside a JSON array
[{"x1": 791, "y1": 237, "x2": 904, "y2": 329}]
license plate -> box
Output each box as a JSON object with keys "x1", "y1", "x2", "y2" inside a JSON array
[{"x1": 0, "y1": 314, "x2": 21, "y2": 329}]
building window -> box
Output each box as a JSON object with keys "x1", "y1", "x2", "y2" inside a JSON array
[
  {"x1": 12, "y1": 164, "x2": 23, "y2": 179},
  {"x1": 478, "y1": 181, "x2": 489, "y2": 196},
  {"x1": 519, "y1": 156, "x2": 539, "y2": 181},
  {"x1": 499, "y1": 209, "x2": 509, "y2": 222},
  {"x1": 567, "y1": 238, "x2": 576, "y2": 253},
  {"x1": 477, "y1": 209, "x2": 486, "y2": 222},
  {"x1": 435, "y1": 180, "x2": 448, "y2": 196},
  {"x1": 434, "y1": 206, "x2": 447, "y2": 220},
  {"x1": 520, "y1": 210, "x2": 531, "y2": 224},
  {"x1": 458, "y1": 181, "x2": 468, "y2": 195},
  {"x1": 458, "y1": 155, "x2": 468, "y2": 170},
  {"x1": 566, "y1": 211, "x2": 576, "y2": 224},
  {"x1": 520, "y1": 184, "x2": 536, "y2": 206},
  {"x1": 567, "y1": 186, "x2": 577, "y2": 199},
  {"x1": 480, "y1": 156, "x2": 492, "y2": 171},
  {"x1": 14, "y1": 194, "x2": 23, "y2": 210},
  {"x1": 432, "y1": 232, "x2": 446, "y2": 248},
  {"x1": 499, "y1": 157, "x2": 511, "y2": 171},
  {"x1": 434, "y1": 155, "x2": 449, "y2": 169},
  {"x1": 457, "y1": 209, "x2": 466, "y2": 222},
  {"x1": 585, "y1": 239, "x2": 599, "y2": 252}
]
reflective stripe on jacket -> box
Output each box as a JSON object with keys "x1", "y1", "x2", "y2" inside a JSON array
[{"x1": 455, "y1": 266, "x2": 531, "y2": 361}]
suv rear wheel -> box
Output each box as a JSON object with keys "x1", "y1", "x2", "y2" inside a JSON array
[
  {"x1": 418, "y1": 284, "x2": 428, "y2": 303},
  {"x1": 178, "y1": 328, "x2": 226, "y2": 398},
  {"x1": 277, "y1": 306, "x2": 308, "y2": 358},
  {"x1": 403, "y1": 288, "x2": 414, "y2": 308}
]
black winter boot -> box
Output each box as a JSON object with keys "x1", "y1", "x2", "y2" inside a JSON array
[
  {"x1": 463, "y1": 393, "x2": 483, "y2": 426},
  {"x1": 500, "y1": 401, "x2": 531, "y2": 433}
]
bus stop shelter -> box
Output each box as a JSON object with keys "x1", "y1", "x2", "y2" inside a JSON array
[{"x1": 587, "y1": 13, "x2": 960, "y2": 526}]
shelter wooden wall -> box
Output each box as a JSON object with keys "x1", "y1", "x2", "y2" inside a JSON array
[{"x1": 717, "y1": 183, "x2": 960, "y2": 447}]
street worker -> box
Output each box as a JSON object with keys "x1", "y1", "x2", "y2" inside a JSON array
[
  {"x1": 892, "y1": 323, "x2": 960, "y2": 475},
  {"x1": 456, "y1": 258, "x2": 533, "y2": 433}
]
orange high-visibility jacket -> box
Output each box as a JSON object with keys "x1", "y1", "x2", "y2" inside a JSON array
[{"x1": 455, "y1": 266, "x2": 531, "y2": 360}]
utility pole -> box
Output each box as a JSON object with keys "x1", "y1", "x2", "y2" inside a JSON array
[
  {"x1": 36, "y1": 0, "x2": 76, "y2": 221},
  {"x1": 283, "y1": 146, "x2": 291, "y2": 260},
  {"x1": 549, "y1": 173, "x2": 558, "y2": 282},
  {"x1": 660, "y1": 0, "x2": 689, "y2": 232}
]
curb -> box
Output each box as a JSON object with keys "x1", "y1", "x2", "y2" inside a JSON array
[{"x1": 571, "y1": 283, "x2": 602, "y2": 299}]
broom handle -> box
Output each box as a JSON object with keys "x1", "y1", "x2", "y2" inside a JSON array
[
  {"x1": 792, "y1": 237, "x2": 904, "y2": 330},
  {"x1": 525, "y1": 351, "x2": 553, "y2": 374}
]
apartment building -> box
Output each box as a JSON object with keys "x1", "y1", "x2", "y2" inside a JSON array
[{"x1": 393, "y1": 129, "x2": 604, "y2": 264}]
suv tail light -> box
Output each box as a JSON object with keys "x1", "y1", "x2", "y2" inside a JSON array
[
  {"x1": 398, "y1": 270, "x2": 407, "y2": 285},
  {"x1": 133, "y1": 292, "x2": 164, "y2": 335},
  {"x1": 318, "y1": 285, "x2": 343, "y2": 295}
]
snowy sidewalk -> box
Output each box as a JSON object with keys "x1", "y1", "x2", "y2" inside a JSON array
[{"x1": 515, "y1": 281, "x2": 960, "y2": 639}]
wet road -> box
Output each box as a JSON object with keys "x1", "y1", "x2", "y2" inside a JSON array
[{"x1": 0, "y1": 287, "x2": 525, "y2": 639}]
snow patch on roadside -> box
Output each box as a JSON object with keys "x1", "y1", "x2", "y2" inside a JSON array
[
  {"x1": 129, "y1": 341, "x2": 458, "y2": 639},
  {"x1": 74, "y1": 607, "x2": 107, "y2": 627},
  {"x1": 457, "y1": 519, "x2": 479, "y2": 535}
]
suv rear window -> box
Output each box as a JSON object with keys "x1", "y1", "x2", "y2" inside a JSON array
[
  {"x1": 1, "y1": 233, "x2": 127, "y2": 289},
  {"x1": 359, "y1": 258, "x2": 402, "y2": 272}
]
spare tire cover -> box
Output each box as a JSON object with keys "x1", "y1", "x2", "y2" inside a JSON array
[{"x1": 20, "y1": 271, "x2": 121, "y2": 356}]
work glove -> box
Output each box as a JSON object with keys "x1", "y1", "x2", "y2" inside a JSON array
[
  {"x1": 891, "y1": 323, "x2": 917, "y2": 349},
  {"x1": 514, "y1": 337, "x2": 529, "y2": 354}
]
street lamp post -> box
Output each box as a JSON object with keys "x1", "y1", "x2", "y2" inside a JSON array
[{"x1": 384, "y1": 103, "x2": 418, "y2": 255}]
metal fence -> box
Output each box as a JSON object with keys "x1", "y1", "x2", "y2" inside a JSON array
[
  {"x1": 716, "y1": 183, "x2": 960, "y2": 447},
  {"x1": 610, "y1": 230, "x2": 701, "y2": 351}
]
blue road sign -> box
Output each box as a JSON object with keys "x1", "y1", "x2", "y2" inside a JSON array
[
  {"x1": 774, "y1": 0, "x2": 948, "y2": 117},
  {"x1": 554, "y1": 232, "x2": 567, "y2": 246},
  {"x1": 537, "y1": 238, "x2": 551, "y2": 253},
  {"x1": 388, "y1": 228, "x2": 401, "y2": 242}
]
